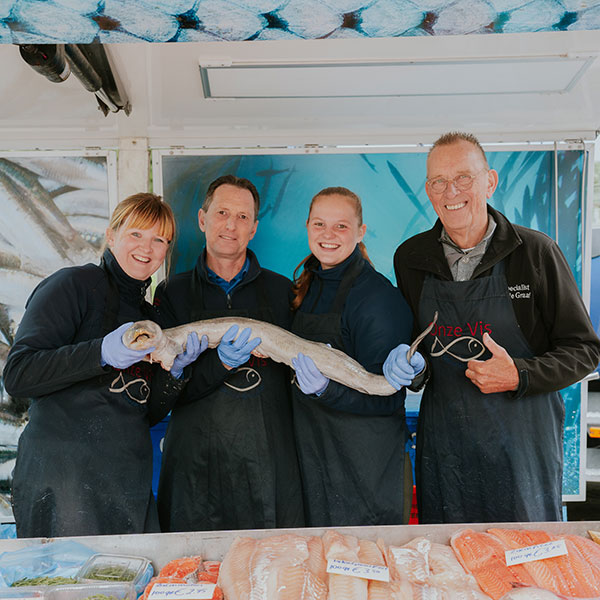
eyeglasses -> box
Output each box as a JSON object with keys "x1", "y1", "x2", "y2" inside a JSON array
[{"x1": 426, "y1": 168, "x2": 488, "y2": 194}]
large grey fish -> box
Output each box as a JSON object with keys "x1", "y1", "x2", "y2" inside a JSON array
[
  {"x1": 123, "y1": 317, "x2": 397, "y2": 396},
  {"x1": 0, "y1": 160, "x2": 99, "y2": 264},
  {"x1": 0, "y1": 169, "x2": 69, "y2": 271},
  {"x1": 9, "y1": 156, "x2": 107, "y2": 191},
  {"x1": 53, "y1": 189, "x2": 110, "y2": 218}
]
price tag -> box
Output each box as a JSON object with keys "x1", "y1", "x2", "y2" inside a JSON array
[
  {"x1": 148, "y1": 583, "x2": 216, "y2": 600},
  {"x1": 326, "y1": 558, "x2": 390, "y2": 582},
  {"x1": 505, "y1": 540, "x2": 568, "y2": 566}
]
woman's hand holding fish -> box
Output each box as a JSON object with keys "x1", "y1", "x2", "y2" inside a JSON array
[
  {"x1": 465, "y1": 333, "x2": 519, "y2": 393},
  {"x1": 170, "y1": 332, "x2": 208, "y2": 379},
  {"x1": 101, "y1": 322, "x2": 156, "y2": 369},
  {"x1": 383, "y1": 344, "x2": 425, "y2": 390},
  {"x1": 217, "y1": 325, "x2": 262, "y2": 369},
  {"x1": 292, "y1": 353, "x2": 329, "y2": 396}
]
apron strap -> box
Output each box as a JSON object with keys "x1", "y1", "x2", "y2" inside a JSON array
[
  {"x1": 330, "y1": 254, "x2": 364, "y2": 314},
  {"x1": 190, "y1": 263, "x2": 206, "y2": 321},
  {"x1": 254, "y1": 271, "x2": 270, "y2": 308},
  {"x1": 99, "y1": 257, "x2": 121, "y2": 335}
]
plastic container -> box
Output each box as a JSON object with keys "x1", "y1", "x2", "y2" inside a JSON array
[
  {"x1": 45, "y1": 583, "x2": 136, "y2": 600},
  {"x1": 77, "y1": 555, "x2": 153, "y2": 596},
  {"x1": 0, "y1": 540, "x2": 95, "y2": 588},
  {"x1": 0, "y1": 590, "x2": 45, "y2": 600}
]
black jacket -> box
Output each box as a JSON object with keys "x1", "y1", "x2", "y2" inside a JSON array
[
  {"x1": 4, "y1": 250, "x2": 181, "y2": 424},
  {"x1": 296, "y1": 248, "x2": 413, "y2": 415},
  {"x1": 4, "y1": 249, "x2": 183, "y2": 537},
  {"x1": 154, "y1": 248, "x2": 293, "y2": 400},
  {"x1": 153, "y1": 248, "x2": 304, "y2": 531},
  {"x1": 394, "y1": 205, "x2": 600, "y2": 397}
]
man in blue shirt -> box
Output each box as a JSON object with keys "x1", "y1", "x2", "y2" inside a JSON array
[{"x1": 154, "y1": 175, "x2": 304, "y2": 532}]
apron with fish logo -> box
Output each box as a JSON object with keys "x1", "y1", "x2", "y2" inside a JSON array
[
  {"x1": 157, "y1": 268, "x2": 303, "y2": 532},
  {"x1": 416, "y1": 260, "x2": 564, "y2": 523},
  {"x1": 12, "y1": 255, "x2": 159, "y2": 537},
  {"x1": 292, "y1": 256, "x2": 411, "y2": 527}
]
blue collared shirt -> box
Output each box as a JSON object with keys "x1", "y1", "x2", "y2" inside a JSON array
[{"x1": 206, "y1": 257, "x2": 250, "y2": 295}]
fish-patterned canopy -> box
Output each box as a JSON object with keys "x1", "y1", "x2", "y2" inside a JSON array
[{"x1": 0, "y1": 0, "x2": 599, "y2": 44}]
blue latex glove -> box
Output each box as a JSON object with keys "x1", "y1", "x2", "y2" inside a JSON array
[
  {"x1": 101, "y1": 322, "x2": 155, "y2": 369},
  {"x1": 292, "y1": 352, "x2": 329, "y2": 396},
  {"x1": 170, "y1": 332, "x2": 208, "y2": 379},
  {"x1": 217, "y1": 325, "x2": 262, "y2": 368},
  {"x1": 383, "y1": 344, "x2": 425, "y2": 390}
]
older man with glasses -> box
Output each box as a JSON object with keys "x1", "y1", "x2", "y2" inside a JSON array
[{"x1": 383, "y1": 131, "x2": 600, "y2": 524}]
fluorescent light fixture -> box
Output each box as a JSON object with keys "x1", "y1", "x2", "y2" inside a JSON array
[{"x1": 199, "y1": 55, "x2": 595, "y2": 99}]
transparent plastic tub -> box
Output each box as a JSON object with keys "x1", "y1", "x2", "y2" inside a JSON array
[
  {"x1": 0, "y1": 590, "x2": 45, "y2": 600},
  {"x1": 45, "y1": 583, "x2": 136, "y2": 600},
  {"x1": 76, "y1": 555, "x2": 153, "y2": 596}
]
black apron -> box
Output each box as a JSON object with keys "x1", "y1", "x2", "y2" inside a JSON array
[
  {"x1": 291, "y1": 258, "x2": 410, "y2": 527},
  {"x1": 416, "y1": 260, "x2": 564, "y2": 523},
  {"x1": 157, "y1": 270, "x2": 304, "y2": 532},
  {"x1": 12, "y1": 261, "x2": 159, "y2": 537}
]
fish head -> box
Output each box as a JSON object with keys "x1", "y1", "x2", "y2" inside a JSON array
[{"x1": 122, "y1": 320, "x2": 161, "y2": 351}]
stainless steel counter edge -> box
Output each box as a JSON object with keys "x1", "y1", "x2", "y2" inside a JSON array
[{"x1": 2, "y1": 521, "x2": 600, "y2": 568}]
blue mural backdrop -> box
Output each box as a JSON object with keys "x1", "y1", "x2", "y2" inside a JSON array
[
  {"x1": 1, "y1": 0, "x2": 600, "y2": 44},
  {"x1": 160, "y1": 147, "x2": 586, "y2": 496}
]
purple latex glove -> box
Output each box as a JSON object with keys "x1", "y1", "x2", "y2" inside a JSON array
[
  {"x1": 170, "y1": 332, "x2": 209, "y2": 379},
  {"x1": 217, "y1": 324, "x2": 262, "y2": 368},
  {"x1": 292, "y1": 352, "x2": 329, "y2": 396},
  {"x1": 383, "y1": 344, "x2": 425, "y2": 390},
  {"x1": 101, "y1": 322, "x2": 155, "y2": 369}
]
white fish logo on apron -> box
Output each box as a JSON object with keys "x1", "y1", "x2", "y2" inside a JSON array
[
  {"x1": 224, "y1": 367, "x2": 262, "y2": 392},
  {"x1": 109, "y1": 372, "x2": 150, "y2": 403},
  {"x1": 430, "y1": 336, "x2": 486, "y2": 362}
]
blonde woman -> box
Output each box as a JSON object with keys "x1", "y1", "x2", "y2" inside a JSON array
[
  {"x1": 290, "y1": 187, "x2": 422, "y2": 527},
  {"x1": 4, "y1": 193, "x2": 205, "y2": 537}
]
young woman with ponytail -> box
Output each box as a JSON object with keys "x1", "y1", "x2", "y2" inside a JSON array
[{"x1": 290, "y1": 186, "x2": 416, "y2": 527}]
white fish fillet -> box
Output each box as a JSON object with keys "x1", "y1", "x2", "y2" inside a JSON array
[
  {"x1": 218, "y1": 536, "x2": 256, "y2": 600},
  {"x1": 122, "y1": 317, "x2": 398, "y2": 396},
  {"x1": 307, "y1": 536, "x2": 327, "y2": 584},
  {"x1": 358, "y1": 539, "x2": 391, "y2": 600},
  {"x1": 218, "y1": 534, "x2": 328, "y2": 600},
  {"x1": 323, "y1": 531, "x2": 368, "y2": 600},
  {"x1": 385, "y1": 541, "x2": 430, "y2": 584},
  {"x1": 429, "y1": 542, "x2": 487, "y2": 597},
  {"x1": 376, "y1": 537, "x2": 491, "y2": 600}
]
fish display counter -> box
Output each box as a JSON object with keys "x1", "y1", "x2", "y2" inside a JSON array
[{"x1": 2, "y1": 521, "x2": 600, "y2": 599}]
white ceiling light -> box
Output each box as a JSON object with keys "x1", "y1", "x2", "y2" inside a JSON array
[{"x1": 199, "y1": 54, "x2": 596, "y2": 99}]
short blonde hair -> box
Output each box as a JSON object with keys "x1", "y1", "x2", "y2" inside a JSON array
[{"x1": 109, "y1": 193, "x2": 175, "y2": 241}]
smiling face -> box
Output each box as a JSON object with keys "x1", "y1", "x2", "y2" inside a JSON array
[
  {"x1": 426, "y1": 139, "x2": 498, "y2": 248},
  {"x1": 307, "y1": 193, "x2": 366, "y2": 269},
  {"x1": 198, "y1": 183, "x2": 258, "y2": 264},
  {"x1": 106, "y1": 218, "x2": 170, "y2": 281}
]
